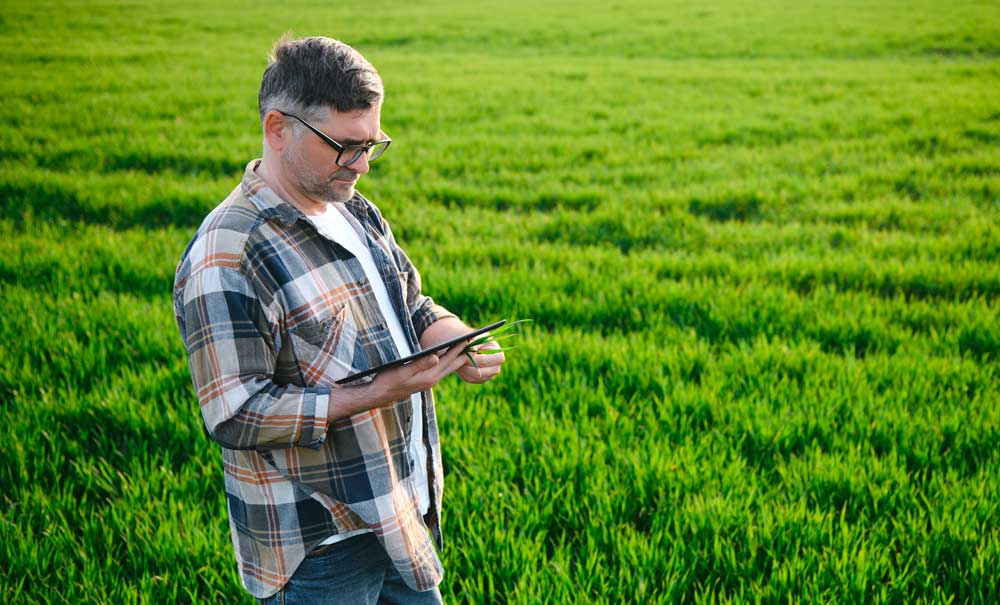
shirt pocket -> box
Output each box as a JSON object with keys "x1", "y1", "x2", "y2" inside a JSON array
[{"x1": 286, "y1": 305, "x2": 363, "y2": 387}]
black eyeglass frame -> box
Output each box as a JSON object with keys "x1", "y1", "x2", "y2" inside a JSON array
[{"x1": 276, "y1": 110, "x2": 392, "y2": 167}]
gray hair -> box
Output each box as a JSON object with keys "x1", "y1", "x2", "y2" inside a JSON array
[{"x1": 258, "y1": 35, "x2": 384, "y2": 127}]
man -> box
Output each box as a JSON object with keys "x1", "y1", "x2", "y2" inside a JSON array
[{"x1": 172, "y1": 36, "x2": 504, "y2": 604}]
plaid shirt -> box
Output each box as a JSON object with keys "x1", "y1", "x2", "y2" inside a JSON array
[{"x1": 173, "y1": 160, "x2": 456, "y2": 599}]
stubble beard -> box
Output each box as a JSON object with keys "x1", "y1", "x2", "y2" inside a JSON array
[{"x1": 284, "y1": 146, "x2": 357, "y2": 204}]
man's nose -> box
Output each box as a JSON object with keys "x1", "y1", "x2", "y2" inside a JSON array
[{"x1": 346, "y1": 152, "x2": 370, "y2": 175}]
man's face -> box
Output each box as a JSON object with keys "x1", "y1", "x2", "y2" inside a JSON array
[{"x1": 281, "y1": 105, "x2": 382, "y2": 204}]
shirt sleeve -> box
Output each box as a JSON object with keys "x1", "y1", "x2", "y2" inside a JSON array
[
  {"x1": 174, "y1": 264, "x2": 330, "y2": 451},
  {"x1": 380, "y1": 218, "x2": 457, "y2": 341}
]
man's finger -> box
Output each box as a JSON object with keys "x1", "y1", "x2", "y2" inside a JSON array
[
  {"x1": 445, "y1": 342, "x2": 467, "y2": 357},
  {"x1": 415, "y1": 345, "x2": 464, "y2": 379},
  {"x1": 461, "y1": 361, "x2": 500, "y2": 384},
  {"x1": 417, "y1": 345, "x2": 462, "y2": 373},
  {"x1": 415, "y1": 354, "x2": 439, "y2": 372},
  {"x1": 443, "y1": 348, "x2": 472, "y2": 375},
  {"x1": 471, "y1": 340, "x2": 500, "y2": 352},
  {"x1": 469, "y1": 349, "x2": 505, "y2": 367}
]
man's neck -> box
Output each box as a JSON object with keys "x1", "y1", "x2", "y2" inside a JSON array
[{"x1": 255, "y1": 157, "x2": 329, "y2": 216}]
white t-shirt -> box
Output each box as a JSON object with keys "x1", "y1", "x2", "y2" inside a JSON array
[{"x1": 306, "y1": 203, "x2": 430, "y2": 546}]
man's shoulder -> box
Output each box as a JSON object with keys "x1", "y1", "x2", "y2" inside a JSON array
[{"x1": 174, "y1": 183, "x2": 262, "y2": 286}]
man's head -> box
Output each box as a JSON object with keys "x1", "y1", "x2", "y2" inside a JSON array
[{"x1": 258, "y1": 36, "x2": 387, "y2": 208}]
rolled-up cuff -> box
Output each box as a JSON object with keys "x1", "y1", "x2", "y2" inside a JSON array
[{"x1": 299, "y1": 390, "x2": 330, "y2": 449}]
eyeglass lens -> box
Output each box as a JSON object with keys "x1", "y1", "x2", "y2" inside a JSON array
[{"x1": 338, "y1": 141, "x2": 390, "y2": 167}]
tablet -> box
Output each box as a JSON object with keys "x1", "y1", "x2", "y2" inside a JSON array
[{"x1": 334, "y1": 319, "x2": 506, "y2": 385}]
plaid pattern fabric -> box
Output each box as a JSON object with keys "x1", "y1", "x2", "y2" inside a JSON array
[{"x1": 173, "y1": 160, "x2": 456, "y2": 599}]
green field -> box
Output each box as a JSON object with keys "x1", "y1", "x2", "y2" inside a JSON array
[{"x1": 2, "y1": 0, "x2": 999, "y2": 603}]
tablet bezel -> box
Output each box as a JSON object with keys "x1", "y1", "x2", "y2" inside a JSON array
[{"x1": 334, "y1": 319, "x2": 507, "y2": 385}]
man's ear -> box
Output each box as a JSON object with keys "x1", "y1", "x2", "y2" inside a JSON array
[{"x1": 262, "y1": 110, "x2": 291, "y2": 152}]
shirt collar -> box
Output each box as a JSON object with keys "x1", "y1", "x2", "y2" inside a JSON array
[{"x1": 240, "y1": 159, "x2": 377, "y2": 228}]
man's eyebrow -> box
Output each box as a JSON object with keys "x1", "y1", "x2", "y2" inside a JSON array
[{"x1": 339, "y1": 130, "x2": 386, "y2": 146}]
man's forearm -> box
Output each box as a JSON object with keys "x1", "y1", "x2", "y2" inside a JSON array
[
  {"x1": 419, "y1": 316, "x2": 470, "y2": 350},
  {"x1": 326, "y1": 380, "x2": 385, "y2": 423}
]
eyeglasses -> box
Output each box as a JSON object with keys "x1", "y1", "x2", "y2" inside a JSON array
[{"x1": 277, "y1": 110, "x2": 391, "y2": 167}]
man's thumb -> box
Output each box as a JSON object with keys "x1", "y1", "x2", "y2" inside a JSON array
[{"x1": 417, "y1": 353, "x2": 439, "y2": 370}]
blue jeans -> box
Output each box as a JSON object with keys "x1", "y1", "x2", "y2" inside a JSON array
[{"x1": 257, "y1": 533, "x2": 444, "y2": 605}]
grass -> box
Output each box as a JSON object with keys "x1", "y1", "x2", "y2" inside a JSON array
[{"x1": 1, "y1": 0, "x2": 998, "y2": 603}]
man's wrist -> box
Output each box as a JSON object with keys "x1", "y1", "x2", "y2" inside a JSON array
[{"x1": 327, "y1": 381, "x2": 383, "y2": 423}]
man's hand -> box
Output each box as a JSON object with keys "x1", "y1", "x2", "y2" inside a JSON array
[
  {"x1": 419, "y1": 317, "x2": 507, "y2": 385},
  {"x1": 370, "y1": 342, "x2": 470, "y2": 406},
  {"x1": 456, "y1": 339, "x2": 505, "y2": 384},
  {"x1": 329, "y1": 343, "x2": 469, "y2": 422},
  {"x1": 328, "y1": 318, "x2": 509, "y2": 422}
]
